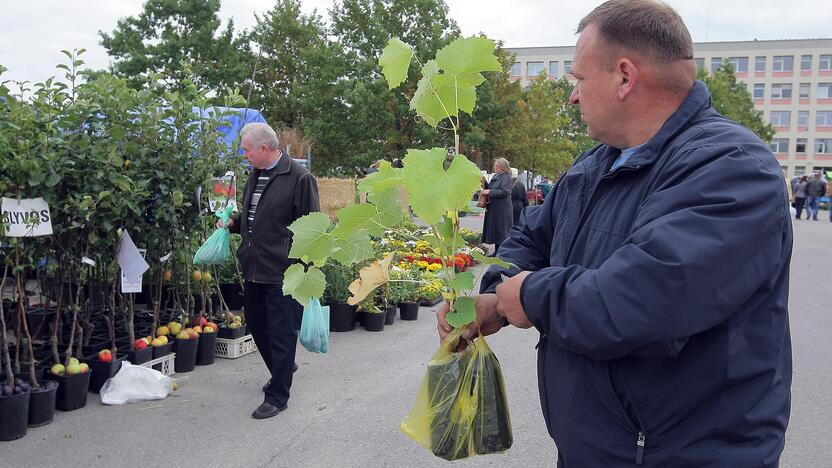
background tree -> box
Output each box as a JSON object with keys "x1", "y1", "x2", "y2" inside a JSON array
[
  {"x1": 100, "y1": 0, "x2": 249, "y2": 95},
  {"x1": 699, "y1": 63, "x2": 775, "y2": 142}
]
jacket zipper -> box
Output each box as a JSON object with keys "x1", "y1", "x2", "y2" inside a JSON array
[
  {"x1": 608, "y1": 361, "x2": 648, "y2": 464},
  {"x1": 636, "y1": 432, "x2": 646, "y2": 464}
]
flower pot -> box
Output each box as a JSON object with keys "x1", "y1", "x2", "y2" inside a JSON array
[
  {"x1": 356, "y1": 310, "x2": 367, "y2": 326},
  {"x1": 383, "y1": 306, "x2": 397, "y2": 326},
  {"x1": 126, "y1": 346, "x2": 153, "y2": 365},
  {"x1": 218, "y1": 324, "x2": 246, "y2": 339},
  {"x1": 329, "y1": 303, "x2": 356, "y2": 332},
  {"x1": 196, "y1": 332, "x2": 217, "y2": 365},
  {"x1": 43, "y1": 370, "x2": 90, "y2": 412},
  {"x1": 26, "y1": 307, "x2": 55, "y2": 339},
  {"x1": 219, "y1": 283, "x2": 244, "y2": 310},
  {"x1": 420, "y1": 296, "x2": 443, "y2": 307},
  {"x1": 88, "y1": 355, "x2": 126, "y2": 393},
  {"x1": 363, "y1": 312, "x2": 385, "y2": 332},
  {"x1": 28, "y1": 380, "x2": 58, "y2": 428},
  {"x1": 0, "y1": 390, "x2": 30, "y2": 441},
  {"x1": 399, "y1": 302, "x2": 419, "y2": 321},
  {"x1": 174, "y1": 337, "x2": 199, "y2": 373}
]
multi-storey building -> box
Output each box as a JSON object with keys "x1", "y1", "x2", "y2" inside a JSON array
[{"x1": 507, "y1": 38, "x2": 832, "y2": 178}]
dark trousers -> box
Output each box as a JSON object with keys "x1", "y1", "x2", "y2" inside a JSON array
[
  {"x1": 795, "y1": 197, "x2": 806, "y2": 219},
  {"x1": 244, "y1": 281, "x2": 302, "y2": 407}
]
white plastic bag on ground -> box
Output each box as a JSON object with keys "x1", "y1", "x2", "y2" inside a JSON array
[{"x1": 100, "y1": 361, "x2": 174, "y2": 405}]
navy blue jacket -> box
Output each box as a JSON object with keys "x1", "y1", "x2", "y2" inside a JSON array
[{"x1": 481, "y1": 81, "x2": 792, "y2": 466}]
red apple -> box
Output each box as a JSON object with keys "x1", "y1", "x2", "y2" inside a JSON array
[
  {"x1": 98, "y1": 349, "x2": 113, "y2": 362},
  {"x1": 134, "y1": 339, "x2": 148, "y2": 351}
]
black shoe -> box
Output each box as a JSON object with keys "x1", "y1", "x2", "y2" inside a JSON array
[
  {"x1": 261, "y1": 363, "x2": 299, "y2": 392},
  {"x1": 252, "y1": 401, "x2": 287, "y2": 419}
]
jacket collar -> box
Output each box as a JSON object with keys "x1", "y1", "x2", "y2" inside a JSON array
[{"x1": 273, "y1": 153, "x2": 292, "y2": 175}]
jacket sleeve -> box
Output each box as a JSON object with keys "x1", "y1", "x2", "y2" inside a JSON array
[
  {"x1": 480, "y1": 189, "x2": 557, "y2": 294},
  {"x1": 521, "y1": 145, "x2": 790, "y2": 361},
  {"x1": 488, "y1": 174, "x2": 510, "y2": 199},
  {"x1": 293, "y1": 172, "x2": 321, "y2": 218}
]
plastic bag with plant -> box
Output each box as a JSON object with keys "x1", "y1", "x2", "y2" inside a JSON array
[
  {"x1": 300, "y1": 298, "x2": 330, "y2": 353},
  {"x1": 193, "y1": 205, "x2": 234, "y2": 265}
]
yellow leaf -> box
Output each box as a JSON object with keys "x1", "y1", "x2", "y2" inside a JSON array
[{"x1": 347, "y1": 253, "x2": 394, "y2": 305}]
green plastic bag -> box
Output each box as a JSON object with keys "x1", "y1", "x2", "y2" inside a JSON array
[
  {"x1": 300, "y1": 298, "x2": 330, "y2": 353},
  {"x1": 193, "y1": 205, "x2": 233, "y2": 265},
  {"x1": 400, "y1": 327, "x2": 513, "y2": 461}
]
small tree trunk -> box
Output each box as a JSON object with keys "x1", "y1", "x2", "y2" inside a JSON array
[
  {"x1": 0, "y1": 266, "x2": 15, "y2": 387},
  {"x1": 17, "y1": 268, "x2": 39, "y2": 388}
]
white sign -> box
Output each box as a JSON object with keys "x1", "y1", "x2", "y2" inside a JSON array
[
  {"x1": 117, "y1": 230, "x2": 150, "y2": 281},
  {"x1": 121, "y1": 249, "x2": 147, "y2": 293},
  {"x1": 1, "y1": 197, "x2": 53, "y2": 237},
  {"x1": 208, "y1": 173, "x2": 238, "y2": 213}
]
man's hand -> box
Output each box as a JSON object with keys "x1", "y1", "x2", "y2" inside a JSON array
[
  {"x1": 481, "y1": 189, "x2": 490, "y2": 196},
  {"x1": 437, "y1": 294, "x2": 504, "y2": 352},
  {"x1": 496, "y1": 271, "x2": 533, "y2": 329},
  {"x1": 217, "y1": 218, "x2": 234, "y2": 229}
]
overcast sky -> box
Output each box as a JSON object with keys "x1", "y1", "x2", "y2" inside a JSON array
[{"x1": 1, "y1": 0, "x2": 830, "y2": 87}]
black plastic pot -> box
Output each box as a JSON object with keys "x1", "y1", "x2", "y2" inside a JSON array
[
  {"x1": 43, "y1": 370, "x2": 90, "y2": 412},
  {"x1": 196, "y1": 332, "x2": 217, "y2": 365},
  {"x1": 399, "y1": 302, "x2": 420, "y2": 321},
  {"x1": 356, "y1": 310, "x2": 367, "y2": 326},
  {"x1": 88, "y1": 355, "x2": 126, "y2": 393},
  {"x1": 218, "y1": 324, "x2": 246, "y2": 339},
  {"x1": 152, "y1": 341, "x2": 174, "y2": 359},
  {"x1": 363, "y1": 312, "x2": 385, "y2": 332},
  {"x1": 420, "y1": 296, "x2": 444, "y2": 307},
  {"x1": 127, "y1": 346, "x2": 153, "y2": 364},
  {"x1": 0, "y1": 390, "x2": 30, "y2": 441},
  {"x1": 329, "y1": 303, "x2": 356, "y2": 332},
  {"x1": 28, "y1": 380, "x2": 58, "y2": 428},
  {"x1": 383, "y1": 306, "x2": 397, "y2": 326},
  {"x1": 219, "y1": 283, "x2": 244, "y2": 310},
  {"x1": 174, "y1": 337, "x2": 199, "y2": 373}
]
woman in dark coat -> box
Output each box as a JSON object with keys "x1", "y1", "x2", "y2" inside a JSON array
[
  {"x1": 481, "y1": 158, "x2": 514, "y2": 251},
  {"x1": 510, "y1": 168, "x2": 529, "y2": 226}
]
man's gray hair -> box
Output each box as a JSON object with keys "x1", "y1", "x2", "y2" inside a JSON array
[
  {"x1": 240, "y1": 122, "x2": 280, "y2": 150},
  {"x1": 495, "y1": 158, "x2": 510, "y2": 172}
]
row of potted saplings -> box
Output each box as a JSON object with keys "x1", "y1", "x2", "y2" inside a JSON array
[{"x1": 0, "y1": 286, "x2": 247, "y2": 442}]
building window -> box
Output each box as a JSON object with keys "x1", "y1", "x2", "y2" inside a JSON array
[
  {"x1": 771, "y1": 83, "x2": 792, "y2": 99},
  {"x1": 772, "y1": 55, "x2": 794, "y2": 72},
  {"x1": 800, "y1": 83, "x2": 811, "y2": 99},
  {"x1": 694, "y1": 58, "x2": 705, "y2": 71},
  {"x1": 816, "y1": 139, "x2": 832, "y2": 153},
  {"x1": 801, "y1": 54, "x2": 813, "y2": 71},
  {"x1": 821, "y1": 55, "x2": 832, "y2": 71},
  {"x1": 795, "y1": 165, "x2": 806, "y2": 175},
  {"x1": 770, "y1": 138, "x2": 789, "y2": 153},
  {"x1": 817, "y1": 111, "x2": 832, "y2": 126},
  {"x1": 728, "y1": 57, "x2": 748, "y2": 72},
  {"x1": 711, "y1": 57, "x2": 722, "y2": 73},
  {"x1": 527, "y1": 61, "x2": 545, "y2": 77},
  {"x1": 819, "y1": 83, "x2": 832, "y2": 99},
  {"x1": 798, "y1": 111, "x2": 810, "y2": 128},
  {"x1": 753, "y1": 83, "x2": 765, "y2": 99},
  {"x1": 511, "y1": 62, "x2": 521, "y2": 76},
  {"x1": 755, "y1": 56, "x2": 766, "y2": 72},
  {"x1": 548, "y1": 61, "x2": 559, "y2": 77},
  {"x1": 796, "y1": 138, "x2": 808, "y2": 153},
  {"x1": 770, "y1": 111, "x2": 792, "y2": 126},
  {"x1": 564, "y1": 61, "x2": 572, "y2": 73}
]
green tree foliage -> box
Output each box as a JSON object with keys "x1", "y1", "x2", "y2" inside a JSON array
[
  {"x1": 99, "y1": 0, "x2": 249, "y2": 94},
  {"x1": 699, "y1": 63, "x2": 775, "y2": 143}
]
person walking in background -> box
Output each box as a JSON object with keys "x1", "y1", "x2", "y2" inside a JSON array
[
  {"x1": 510, "y1": 168, "x2": 529, "y2": 226},
  {"x1": 793, "y1": 175, "x2": 808, "y2": 220},
  {"x1": 226, "y1": 122, "x2": 320, "y2": 419},
  {"x1": 480, "y1": 158, "x2": 514, "y2": 252},
  {"x1": 805, "y1": 172, "x2": 826, "y2": 220}
]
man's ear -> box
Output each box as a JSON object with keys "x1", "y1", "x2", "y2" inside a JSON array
[{"x1": 618, "y1": 58, "x2": 638, "y2": 100}]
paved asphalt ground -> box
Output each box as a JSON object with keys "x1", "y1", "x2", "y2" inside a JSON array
[{"x1": 2, "y1": 213, "x2": 830, "y2": 467}]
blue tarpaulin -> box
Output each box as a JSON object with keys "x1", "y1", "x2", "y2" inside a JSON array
[{"x1": 192, "y1": 106, "x2": 267, "y2": 152}]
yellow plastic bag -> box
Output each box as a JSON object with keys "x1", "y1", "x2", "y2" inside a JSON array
[{"x1": 400, "y1": 327, "x2": 513, "y2": 461}]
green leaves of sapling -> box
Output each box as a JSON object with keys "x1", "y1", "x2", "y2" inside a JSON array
[
  {"x1": 446, "y1": 296, "x2": 476, "y2": 329},
  {"x1": 283, "y1": 264, "x2": 326, "y2": 306},
  {"x1": 288, "y1": 212, "x2": 336, "y2": 264},
  {"x1": 403, "y1": 148, "x2": 482, "y2": 224},
  {"x1": 379, "y1": 38, "x2": 413, "y2": 89}
]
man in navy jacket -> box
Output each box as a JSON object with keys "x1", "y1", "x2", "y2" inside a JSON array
[{"x1": 438, "y1": 1, "x2": 793, "y2": 465}]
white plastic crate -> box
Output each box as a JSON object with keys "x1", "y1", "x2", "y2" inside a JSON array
[
  {"x1": 215, "y1": 335, "x2": 257, "y2": 359},
  {"x1": 139, "y1": 353, "x2": 176, "y2": 376}
]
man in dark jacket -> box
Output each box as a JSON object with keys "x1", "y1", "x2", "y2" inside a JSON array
[
  {"x1": 480, "y1": 158, "x2": 514, "y2": 251},
  {"x1": 438, "y1": 1, "x2": 792, "y2": 465},
  {"x1": 510, "y1": 168, "x2": 529, "y2": 226},
  {"x1": 805, "y1": 172, "x2": 826, "y2": 220},
  {"x1": 228, "y1": 122, "x2": 320, "y2": 419}
]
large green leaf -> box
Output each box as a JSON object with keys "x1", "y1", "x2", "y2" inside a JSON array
[
  {"x1": 471, "y1": 251, "x2": 515, "y2": 270},
  {"x1": 331, "y1": 232, "x2": 374, "y2": 265},
  {"x1": 446, "y1": 296, "x2": 476, "y2": 328},
  {"x1": 358, "y1": 161, "x2": 404, "y2": 194},
  {"x1": 287, "y1": 212, "x2": 336, "y2": 264},
  {"x1": 435, "y1": 36, "x2": 502, "y2": 82},
  {"x1": 368, "y1": 188, "x2": 404, "y2": 228},
  {"x1": 449, "y1": 271, "x2": 475, "y2": 291},
  {"x1": 433, "y1": 74, "x2": 477, "y2": 115},
  {"x1": 403, "y1": 148, "x2": 483, "y2": 224},
  {"x1": 332, "y1": 203, "x2": 383, "y2": 239},
  {"x1": 283, "y1": 264, "x2": 326, "y2": 306},
  {"x1": 379, "y1": 38, "x2": 413, "y2": 90},
  {"x1": 410, "y1": 60, "x2": 450, "y2": 127}
]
